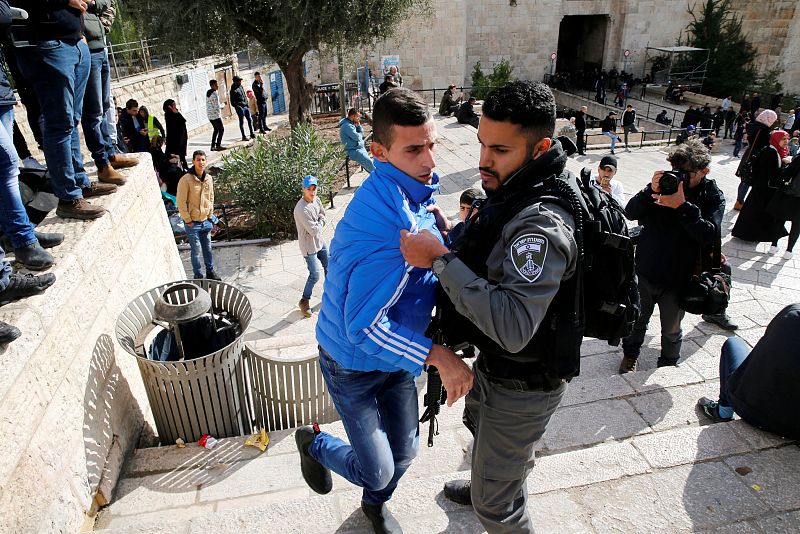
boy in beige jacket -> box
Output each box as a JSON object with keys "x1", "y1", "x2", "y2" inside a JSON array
[{"x1": 177, "y1": 150, "x2": 220, "y2": 280}]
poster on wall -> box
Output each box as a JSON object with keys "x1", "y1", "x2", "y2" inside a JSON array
[{"x1": 381, "y1": 55, "x2": 401, "y2": 75}]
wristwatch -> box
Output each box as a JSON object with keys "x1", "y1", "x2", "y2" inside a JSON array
[{"x1": 432, "y1": 252, "x2": 457, "y2": 276}]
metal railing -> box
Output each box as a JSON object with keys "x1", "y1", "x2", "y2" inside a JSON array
[{"x1": 584, "y1": 127, "x2": 716, "y2": 149}]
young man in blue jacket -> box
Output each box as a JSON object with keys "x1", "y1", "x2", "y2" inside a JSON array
[
  {"x1": 297, "y1": 89, "x2": 473, "y2": 533},
  {"x1": 339, "y1": 107, "x2": 375, "y2": 172}
]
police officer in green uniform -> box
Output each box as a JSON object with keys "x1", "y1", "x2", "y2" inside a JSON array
[{"x1": 400, "y1": 81, "x2": 579, "y2": 533}]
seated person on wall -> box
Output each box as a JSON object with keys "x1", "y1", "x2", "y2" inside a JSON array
[
  {"x1": 456, "y1": 96, "x2": 480, "y2": 128},
  {"x1": 655, "y1": 110, "x2": 672, "y2": 126},
  {"x1": 438, "y1": 84, "x2": 461, "y2": 116},
  {"x1": 698, "y1": 304, "x2": 800, "y2": 440},
  {"x1": 339, "y1": 108, "x2": 374, "y2": 173},
  {"x1": 702, "y1": 131, "x2": 717, "y2": 151}
]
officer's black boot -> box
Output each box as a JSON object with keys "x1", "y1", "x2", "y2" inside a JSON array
[
  {"x1": 295, "y1": 424, "x2": 332, "y2": 494},
  {"x1": 443, "y1": 479, "x2": 472, "y2": 505},
  {"x1": 361, "y1": 501, "x2": 402, "y2": 534}
]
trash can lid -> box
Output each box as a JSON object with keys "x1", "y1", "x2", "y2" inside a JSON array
[{"x1": 154, "y1": 282, "x2": 212, "y2": 323}]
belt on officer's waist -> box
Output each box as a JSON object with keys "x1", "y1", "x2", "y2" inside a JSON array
[{"x1": 477, "y1": 354, "x2": 563, "y2": 392}]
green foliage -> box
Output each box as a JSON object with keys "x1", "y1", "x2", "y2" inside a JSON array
[
  {"x1": 218, "y1": 125, "x2": 343, "y2": 238},
  {"x1": 470, "y1": 59, "x2": 515, "y2": 100},
  {"x1": 683, "y1": 0, "x2": 757, "y2": 98},
  {"x1": 127, "y1": 0, "x2": 432, "y2": 126}
]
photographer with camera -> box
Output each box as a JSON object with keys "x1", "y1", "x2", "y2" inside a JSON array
[{"x1": 619, "y1": 139, "x2": 726, "y2": 373}]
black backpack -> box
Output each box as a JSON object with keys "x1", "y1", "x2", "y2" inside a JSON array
[{"x1": 563, "y1": 168, "x2": 639, "y2": 346}]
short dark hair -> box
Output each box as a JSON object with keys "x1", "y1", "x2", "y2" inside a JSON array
[
  {"x1": 192, "y1": 150, "x2": 206, "y2": 159},
  {"x1": 668, "y1": 139, "x2": 711, "y2": 172},
  {"x1": 385, "y1": 74, "x2": 393, "y2": 81},
  {"x1": 347, "y1": 107, "x2": 359, "y2": 117},
  {"x1": 209, "y1": 79, "x2": 218, "y2": 87},
  {"x1": 483, "y1": 81, "x2": 556, "y2": 142},
  {"x1": 126, "y1": 99, "x2": 138, "y2": 109},
  {"x1": 459, "y1": 187, "x2": 485, "y2": 205},
  {"x1": 163, "y1": 99, "x2": 175, "y2": 113},
  {"x1": 372, "y1": 88, "x2": 431, "y2": 148},
  {"x1": 254, "y1": 71, "x2": 261, "y2": 76}
]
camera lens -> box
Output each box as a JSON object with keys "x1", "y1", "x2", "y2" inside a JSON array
[{"x1": 659, "y1": 171, "x2": 679, "y2": 196}]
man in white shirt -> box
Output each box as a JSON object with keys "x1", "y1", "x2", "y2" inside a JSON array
[
  {"x1": 293, "y1": 175, "x2": 328, "y2": 318},
  {"x1": 589, "y1": 155, "x2": 626, "y2": 205},
  {"x1": 721, "y1": 96, "x2": 732, "y2": 111}
]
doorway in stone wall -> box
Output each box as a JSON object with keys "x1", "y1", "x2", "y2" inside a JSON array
[{"x1": 556, "y1": 15, "x2": 608, "y2": 88}]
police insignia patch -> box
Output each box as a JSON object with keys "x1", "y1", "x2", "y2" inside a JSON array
[{"x1": 510, "y1": 234, "x2": 548, "y2": 282}]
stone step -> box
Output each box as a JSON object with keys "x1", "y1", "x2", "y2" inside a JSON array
[{"x1": 93, "y1": 415, "x2": 796, "y2": 533}]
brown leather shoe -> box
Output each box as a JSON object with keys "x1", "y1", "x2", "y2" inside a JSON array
[
  {"x1": 82, "y1": 182, "x2": 117, "y2": 198},
  {"x1": 299, "y1": 298, "x2": 312, "y2": 318},
  {"x1": 618, "y1": 354, "x2": 638, "y2": 374},
  {"x1": 97, "y1": 164, "x2": 127, "y2": 185},
  {"x1": 56, "y1": 198, "x2": 106, "y2": 220},
  {"x1": 108, "y1": 154, "x2": 138, "y2": 169}
]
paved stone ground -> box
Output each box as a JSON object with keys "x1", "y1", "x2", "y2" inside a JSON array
[{"x1": 94, "y1": 114, "x2": 800, "y2": 533}]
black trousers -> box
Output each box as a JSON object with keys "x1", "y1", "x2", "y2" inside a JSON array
[{"x1": 577, "y1": 130, "x2": 586, "y2": 154}]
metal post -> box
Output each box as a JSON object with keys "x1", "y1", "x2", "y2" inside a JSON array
[
  {"x1": 337, "y1": 46, "x2": 346, "y2": 118},
  {"x1": 108, "y1": 43, "x2": 121, "y2": 80}
]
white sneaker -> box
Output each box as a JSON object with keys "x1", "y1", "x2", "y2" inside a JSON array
[
  {"x1": 21, "y1": 156, "x2": 46, "y2": 171},
  {"x1": 768, "y1": 245, "x2": 779, "y2": 255},
  {"x1": 785, "y1": 250, "x2": 794, "y2": 259}
]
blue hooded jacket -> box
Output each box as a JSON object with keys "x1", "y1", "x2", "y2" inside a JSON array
[
  {"x1": 338, "y1": 117, "x2": 365, "y2": 152},
  {"x1": 316, "y1": 159, "x2": 443, "y2": 375}
]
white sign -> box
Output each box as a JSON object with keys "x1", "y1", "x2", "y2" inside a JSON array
[{"x1": 381, "y1": 55, "x2": 401, "y2": 74}]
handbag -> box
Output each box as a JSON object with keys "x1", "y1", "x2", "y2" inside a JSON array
[
  {"x1": 679, "y1": 225, "x2": 731, "y2": 315},
  {"x1": 737, "y1": 129, "x2": 762, "y2": 186}
]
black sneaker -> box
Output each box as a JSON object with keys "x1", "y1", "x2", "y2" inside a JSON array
[
  {"x1": 698, "y1": 397, "x2": 733, "y2": 423},
  {"x1": 0, "y1": 321, "x2": 21, "y2": 343},
  {"x1": 0, "y1": 231, "x2": 64, "y2": 252},
  {"x1": 295, "y1": 424, "x2": 332, "y2": 494},
  {"x1": 205, "y1": 270, "x2": 222, "y2": 281},
  {"x1": 443, "y1": 479, "x2": 472, "y2": 505},
  {"x1": 702, "y1": 313, "x2": 739, "y2": 331},
  {"x1": 0, "y1": 272, "x2": 56, "y2": 305},
  {"x1": 361, "y1": 502, "x2": 402, "y2": 534},
  {"x1": 656, "y1": 357, "x2": 679, "y2": 368},
  {"x1": 13, "y1": 243, "x2": 54, "y2": 271}
]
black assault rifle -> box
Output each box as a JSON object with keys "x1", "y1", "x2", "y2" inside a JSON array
[{"x1": 419, "y1": 312, "x2": 447, "y2": 447}]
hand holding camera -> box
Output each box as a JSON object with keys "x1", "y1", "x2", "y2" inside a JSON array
[{"x1": 651, "y1": 170, "x2": 688, "y2": 209}]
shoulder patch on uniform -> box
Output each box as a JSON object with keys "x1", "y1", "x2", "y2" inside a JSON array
[{"x1": 510, "y1": 233, "x2": 548, "y2": 283}]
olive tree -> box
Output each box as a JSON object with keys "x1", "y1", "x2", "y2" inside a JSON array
[{"x1": 128, "y1": 0, "x2": 431, "y2": 127}]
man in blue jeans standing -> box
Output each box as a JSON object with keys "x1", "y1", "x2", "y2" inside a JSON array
[
  {"x1": 11, "y1": 0, "x2": 118, "y2": 220},
  {"x1": 296, "y1": 89, "x2": 473, "y2": 534},
  {"x1": 176, "y1": 151, "x2": 220, "y2": 281},
  {"x1": 293, "y1": 175, "x2": 327, "y2": 318}
]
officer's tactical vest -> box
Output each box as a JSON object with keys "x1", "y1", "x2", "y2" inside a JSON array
[{"x1": 439, "y1": 170, "x2": 585, "y2": 385}]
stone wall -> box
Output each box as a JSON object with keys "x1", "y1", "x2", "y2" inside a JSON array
[{"x1": 0, "y1": 158, "x2": 185, "y2": 532}]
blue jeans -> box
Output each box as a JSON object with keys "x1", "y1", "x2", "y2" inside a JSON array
[
  {"x1": 257, "y1": 101, "x2": 268, "y2": 131},
  {"x1": 82, "y1": 48, "x2": 114, "y2": 169},
  {"x1": 302, "y1": 243, "x2": 328, "y2": 300},
  {"x1": 347, "y1": 148, "x2": 375, "y2": 172},
  {"x1": 235, "y1": 107, "x2": 254, "y2": 138},
  {"x1": 733, "y1": 138, "x2": 743, "y2": 157},
  {"x1": 185, "y1": 219, "x2": 215, "y2": 277},
  {"x1": 737, "y1": 181, "x2": 750, "y2": 204},
  {"x1": 603, "y1": 131, "x2": 619, "y2": 151},
  {"x1": 310, "y1": 348, "x2": 420, "y2": 505},
  {"x1": 718, "y1": 337, "x2": 749, "y2": 408},
  {"x1": 16, "y1": 39, "x2": 91, "y2": 200},
  {"x1": 0, "y1": 106, "x2": 36, "y2": 249}
]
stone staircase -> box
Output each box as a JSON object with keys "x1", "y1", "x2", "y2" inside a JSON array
[{"x1": 93, "y1": 321, "x2": 800, "y2": 533}]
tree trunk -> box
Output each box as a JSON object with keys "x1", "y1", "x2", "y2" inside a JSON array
[{"x1": 278, "y1": 48, "x2": 314, "y2": 128}]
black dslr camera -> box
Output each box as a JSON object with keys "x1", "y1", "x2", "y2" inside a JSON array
[{"x1": 658, "y1": 170, "x2": 689, "y2": 196}]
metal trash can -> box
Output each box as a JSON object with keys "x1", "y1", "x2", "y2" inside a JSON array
[{"x1": 116, "y1": 279, "x2": 252, "y2": 445}]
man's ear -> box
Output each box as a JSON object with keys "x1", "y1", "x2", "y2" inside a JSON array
[
  {"x1": 531, "y1": 137, "x2": 552, "y2": 160},
  {"x1": 371, "y1": 141, "x2": 390, "y2": 162}
]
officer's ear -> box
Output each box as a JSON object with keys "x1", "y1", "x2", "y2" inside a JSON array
[{"x1": 531, "y1": 137, "x2": 552, "y2": 160}]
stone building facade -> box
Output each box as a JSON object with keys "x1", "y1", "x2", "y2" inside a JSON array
[{"x1": 350, "y1": 0, "x2": 800, "y2": 94}]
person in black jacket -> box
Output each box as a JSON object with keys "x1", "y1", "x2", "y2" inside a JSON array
[
  {"x1": 698, "y1": 304, "x2": 800, "y2": 440},
  {"x1": 601, "y1": 111, "x2": 620, "y2": 154},
  {"x1": 456, "y1": 97, "x2": 480, "y2": 128},
  {"x1": 230, "y1": 75, "x2": 255, "y2": 141},
  {"x1": 619, "y1": 139, "x2": 726, "y2": 373},
  {"x1": 575, "y1": 106, "x2": 587, "y2": 155},
  {"x1": 163, "y1": 99, "x2": 188, "y2": 170},
  {"x1": 251, "y1": 72, "x2": 271, "y2": 133},
  {"x1": 621, "y1": 104, "x2": 636, "y2": 151}
]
